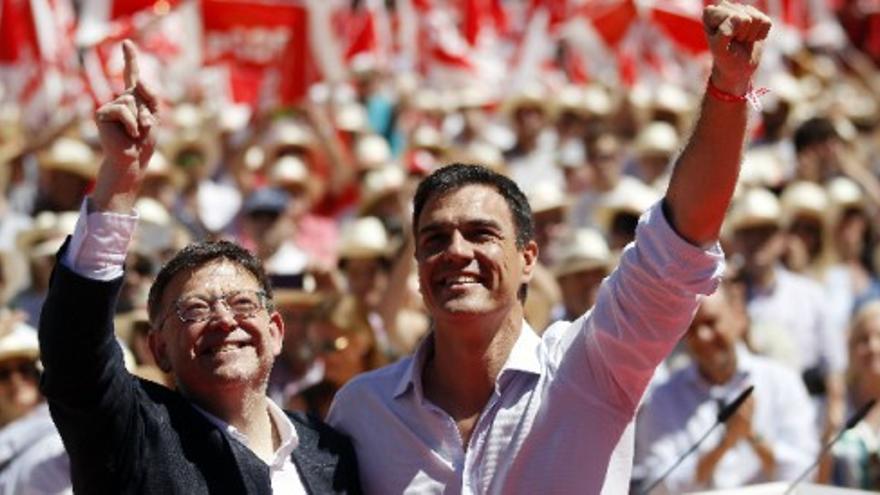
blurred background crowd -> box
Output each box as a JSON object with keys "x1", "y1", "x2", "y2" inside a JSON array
[{"x1": 1, "y1": 0, "x2": 880, "y2": 493}]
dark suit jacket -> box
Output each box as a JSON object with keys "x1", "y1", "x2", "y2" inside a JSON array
[{"x1": 38, "y1": 252, "x2": 361, "y2": 494}]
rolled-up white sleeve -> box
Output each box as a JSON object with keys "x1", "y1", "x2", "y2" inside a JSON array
[{"x1": 61, "y1": 199, "x2": 138, "y2": 281}]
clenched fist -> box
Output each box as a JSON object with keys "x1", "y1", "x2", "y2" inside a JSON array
[{"x1": 703, "y1": 1, "x2": 772, "y2": 96}]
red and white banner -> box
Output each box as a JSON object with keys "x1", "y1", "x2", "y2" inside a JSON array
[
  {"x1": 201, "y1": 0, "x2": 318, "y2": 107},
  {"x1": 0, "y1": 0, "x2": 83, "y2": 130}
]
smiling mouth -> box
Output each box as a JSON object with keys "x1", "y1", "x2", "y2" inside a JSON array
[
  {"x1": 201, "y1": 342, "x2": 250, "y2": 356},
  {"x1": 441, "y1": 274, "x2": 483, "y2": 289}
]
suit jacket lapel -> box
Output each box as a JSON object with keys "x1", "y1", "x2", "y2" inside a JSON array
[{"x1": 291, "y1": 419, "x2": 341, "y2": 495}]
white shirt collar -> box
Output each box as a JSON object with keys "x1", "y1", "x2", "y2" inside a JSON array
[
  {"x1": 192, "y1": 399, "x2": 299, "y2": 468},
  {"x1": 392, "y1": 320, "x2": 543, "y2": 401}
]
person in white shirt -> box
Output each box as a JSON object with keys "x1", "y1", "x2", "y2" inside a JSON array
[
  {"x1": 327, "y1": 3, "x2": 773, "y2": 493},
  {"x1": 635, "y1": 286, "x2": 818, "y2": 493}
]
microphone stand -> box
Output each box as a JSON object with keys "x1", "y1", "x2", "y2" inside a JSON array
[
  {"x1": 639, "y1": 385, "x2": 755, "y2": 495},
  {"x1": 783, "y1": 398, "x2": 877, "y2": 495}
]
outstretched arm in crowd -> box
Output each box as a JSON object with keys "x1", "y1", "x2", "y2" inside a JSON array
[{"x1": 664, "y1": 1, "x2": 772, "y2": 246}]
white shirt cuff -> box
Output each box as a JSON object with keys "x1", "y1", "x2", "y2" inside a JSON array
[{"x1": 62, "y1": 199, "x2": 138, "y2": 281}]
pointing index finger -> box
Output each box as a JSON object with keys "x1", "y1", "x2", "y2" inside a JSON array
[{"x1": 122, "y1": 40, "x2": 139, "y2": 92}]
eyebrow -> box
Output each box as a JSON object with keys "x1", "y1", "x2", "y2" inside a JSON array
[{"x1": 418, "y1": 218, "x2": 504, "y2": 237}]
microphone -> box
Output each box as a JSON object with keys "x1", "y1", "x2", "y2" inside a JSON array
[
  {"x1": 783, "y1": 398, "x2": 877, "y2": 495},
  {"x1": 639, "y1": 385, "x2": 755, "y2": 495}
]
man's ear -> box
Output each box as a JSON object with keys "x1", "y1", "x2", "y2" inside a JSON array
[
  {"x1": 520, "y1": 240, "x2": 539, "y2": 284},
  {"x1": 268, "y1": 311, "x2": 285, "y2": 357},
  {"x1": 148, "y1": 330, "x2": 172, "y2": 373}
]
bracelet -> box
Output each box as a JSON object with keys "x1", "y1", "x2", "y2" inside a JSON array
[{"x1": 706, "y1": 78, "x2": 768, "y2": 112}]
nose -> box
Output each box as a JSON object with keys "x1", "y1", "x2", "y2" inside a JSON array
[
  {"x1": 445, "y1": 230, "x2": 473, "y2": 260},
  {"x1": 207, "y1": 300, "x2": 238, "y2": 330}
]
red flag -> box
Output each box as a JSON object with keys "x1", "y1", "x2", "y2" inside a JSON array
[{"x1": 201, "y1": 0, "x2": 318, "y2": 107}]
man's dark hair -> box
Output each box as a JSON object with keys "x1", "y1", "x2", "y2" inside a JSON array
[
  {"x1": 793, "y1": 117, "x2": 838, "y2": 154},
  {"x1": 147, "y1": 240, "x2": 274, "y2": 326},
  {"x1": 412, "y1": 164, "x2": 535, "y2": 302},
  {"x1": 412, "y1": 163, "x2": 535, "y2": 249}
]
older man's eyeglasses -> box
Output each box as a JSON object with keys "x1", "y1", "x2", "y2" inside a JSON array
[{"x1": 162, "y1": 290, "x2": 269, "y2": 326}]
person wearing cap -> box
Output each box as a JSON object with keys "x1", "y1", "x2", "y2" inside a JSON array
[
  {"x1": 634, "y1": 285, "x2": 818, "y2": 493},
  {"x1": 727, "y1": 187, "x2": 848, "y2": 444},
  {"x1": 0, "y1": 311, "x2": 71, "y2": 494},
  {"x1": 327, "y1": 4, "x2": 773, "y2": 493},
  {"x1": 550, "y1": 228, "x2": 613, "y2": 323},
  {"x1": 502, "y1": 84, "x2": 565, "y2": 194},
  {"x1": 38, "y1": 42, "x2": 360, "y2": 494},
  {"x1": 34, "y1": 137, "x2": 98, "y2": 214},
  {"x1": 779, "y1": 180, "x2": 832, "y2": 276}
]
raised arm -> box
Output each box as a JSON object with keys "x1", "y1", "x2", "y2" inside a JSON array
[
  {"x1": 91, "y1": 40, "x2": 159, "y2": 213},
  {"x1": 664, "y1": 2, "x2": 772, "y2": 246}
]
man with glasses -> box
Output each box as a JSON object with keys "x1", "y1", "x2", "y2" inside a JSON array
[{"x1": 38, "y1": 42, "x2": 360, "y2": 494}]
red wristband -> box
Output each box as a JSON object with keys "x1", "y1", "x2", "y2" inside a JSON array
[{"x1": 706, "y1": 78, "x2": 769, "y2": 111}]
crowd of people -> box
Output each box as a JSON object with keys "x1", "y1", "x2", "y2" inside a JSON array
[{"x1": 0, "y1": 1, "x2": 879, "y2": 493}]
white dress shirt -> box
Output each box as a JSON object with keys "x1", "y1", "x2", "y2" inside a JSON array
[
  {"x1": 635, "y1": 345, "x2": 819, "y2": 493},
  {"x1": 328, "y1": 202, "x2": 725, "y2": 494},
  {"x1": 61, "y1": 199, "x2": 308, "y2": 494}
]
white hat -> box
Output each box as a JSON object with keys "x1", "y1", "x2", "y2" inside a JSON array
[
  {"x1": 727, "y1": 187, "x2": 781, "y2": 232},
  {"x1": 528, "y1": 182, "x2": 570, "y2": 214},
  {"x1": 0, "y1": 320, "x2": 39, "y2": 363},
  {"x1": 739, "y1": 147, "x2": 786, "y2": 189},
  {"x1": 334, "y1": 103, "x2": 370, "y2": 133},
  {"x1": 269, "y1": 155, "x2": 310, "y2": 186},
  {"x1": 410, "y1": 126, "x2": 447, "y2": 153},
  {"x1": 39, "y1": 137, "x2": 98, "y2": 179},
  {"x1": 17, "y1": 210, "x2": 79, "y2": 257},
  {"x1": 826, "y1": 176, "x2": 865, "y2": 210},
  {"x1": 583, "y1": 84, "x2": 614, "y2": 117},
  {"x1": 359, "y1": 165, "x2": 406, "y2": 214},
  {"x1": 780, "y1": 181, "x2": 828, "y2": 226},
  {"x1": 594, "y1": 178, "x2": 660, "y2": 232},
  {"x1": 502, "y1": 83, "x2": 548, "y2": 114},
  {"x1": 553, "y1": 229, "x2": 612, "y2": 277},
  {"x1": 355, "y1": 134, "x2": 392, "y2": 171},
  {"x1": 263, "y1": 119, "x2": 316, "y2": 160},
  {"x1": 339, "y1": 217, "x2": 390, "y2": 259},
  {"x1": 134, "y1": 198, "x2": 175, "y2": 254},
  {"x1": 219, "y1": 104, "x2": 252, "y2": 133},
  {"x1": 635, "y1": 122, "x2": 679, "y2": 158}
]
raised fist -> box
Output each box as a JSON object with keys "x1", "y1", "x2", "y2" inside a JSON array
[{"x1": 703, "y1": 1, "x2": 772, "y2": 95}]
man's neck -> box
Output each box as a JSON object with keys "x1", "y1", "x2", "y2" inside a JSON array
[
  {"x1": 190, "y1": 384, "x2": 279, "y2": 459},
  {"x1": 745, "y1": 264, "x2": 777, "y2": 293},
  {"x1": 424, "y1": 309, "x2": 523, "y2": 420}
]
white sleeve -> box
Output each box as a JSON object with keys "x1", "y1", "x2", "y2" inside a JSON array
[{"x1": 61, "y1": 199, "x2": 138, "y2": 281}]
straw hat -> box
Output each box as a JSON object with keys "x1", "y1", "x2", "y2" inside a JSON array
[
  {"x1": 594, "y1": 178, "x2": 660, "y2": 233},
  {"x1": 583, "y1": 84, "x2": 615, "y2": 117},
  {"x1": 359, "y1": 165, "x2": 406, "y2": 215},
  {"x1": 162, "y1": 105, "x2": 220, "y2": 171},
  {"x1": 338, "y1": 217, "x2": 390, "y2": 260},
  {"x1": 780, "y1": 181, "x2": 828, "y2": 227},
  {"x1": 739, "y1": 147, "x2": 786, "y2": 189},
  {"x1": 826, "y1": 176, "x2": 865, "y2": 211},
  {"x1": 134, "y1": 198, "x2": 176, "y2": 255},
  {"x1": 38, "y1": 137, "x2": 98, "y2": 179},
  {"x1": 502, "y1": 83, "x2": 548, "y2": 115},
  {"x1": 453, "y1": 142, "x2": 506, "y2": 173},
  {"x1": 354, "y1": 134, "x2": 392, "y2": 171},
  {"x1": 652, "y1": 83, "x2": 694, "y2": 117},
  {"x1": 263, "y1": 119, "x2": 317, "y2": 162},
  {"x1": 269, "y1": 155, "x2": 310, "y2": 187},
  {"x1": 528, "y1": 182, "x2": 571, "y2": 214},
  {"x1": 410, "y1": 126, "x2": 447, "y2": 154},
  {"x1": 0, "y1": 319, "x2": 39, "y2": 363},
  {"x1": 16, "y1": 210, "x2": 79, "y2": 258},
  {"x1": 218, "y1": 104, "x2": 252, "y2": 134},
  {"x1": 635, "y1": 121, "x2": 679, "y2": 158},
  {"x1": 334, "y1": 103, "x2": 370, "y2": 133},
  {"x1": 553, "y1": 229, "x2": 612, "y2": 278},
  {"x1": 552, "y1": 85, "x2": 588, "y2": 118},
  {"x1": 727, "y1": 187, "x2": 781, "y2": 233}
]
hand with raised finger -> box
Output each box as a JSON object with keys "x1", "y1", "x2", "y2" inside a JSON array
[
  {"x1": 703, "y1": 1, "x2": 772, "y2": 96},
  {"x1": 93, "y1": 40, "x2": 161, "y2": 213}
]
